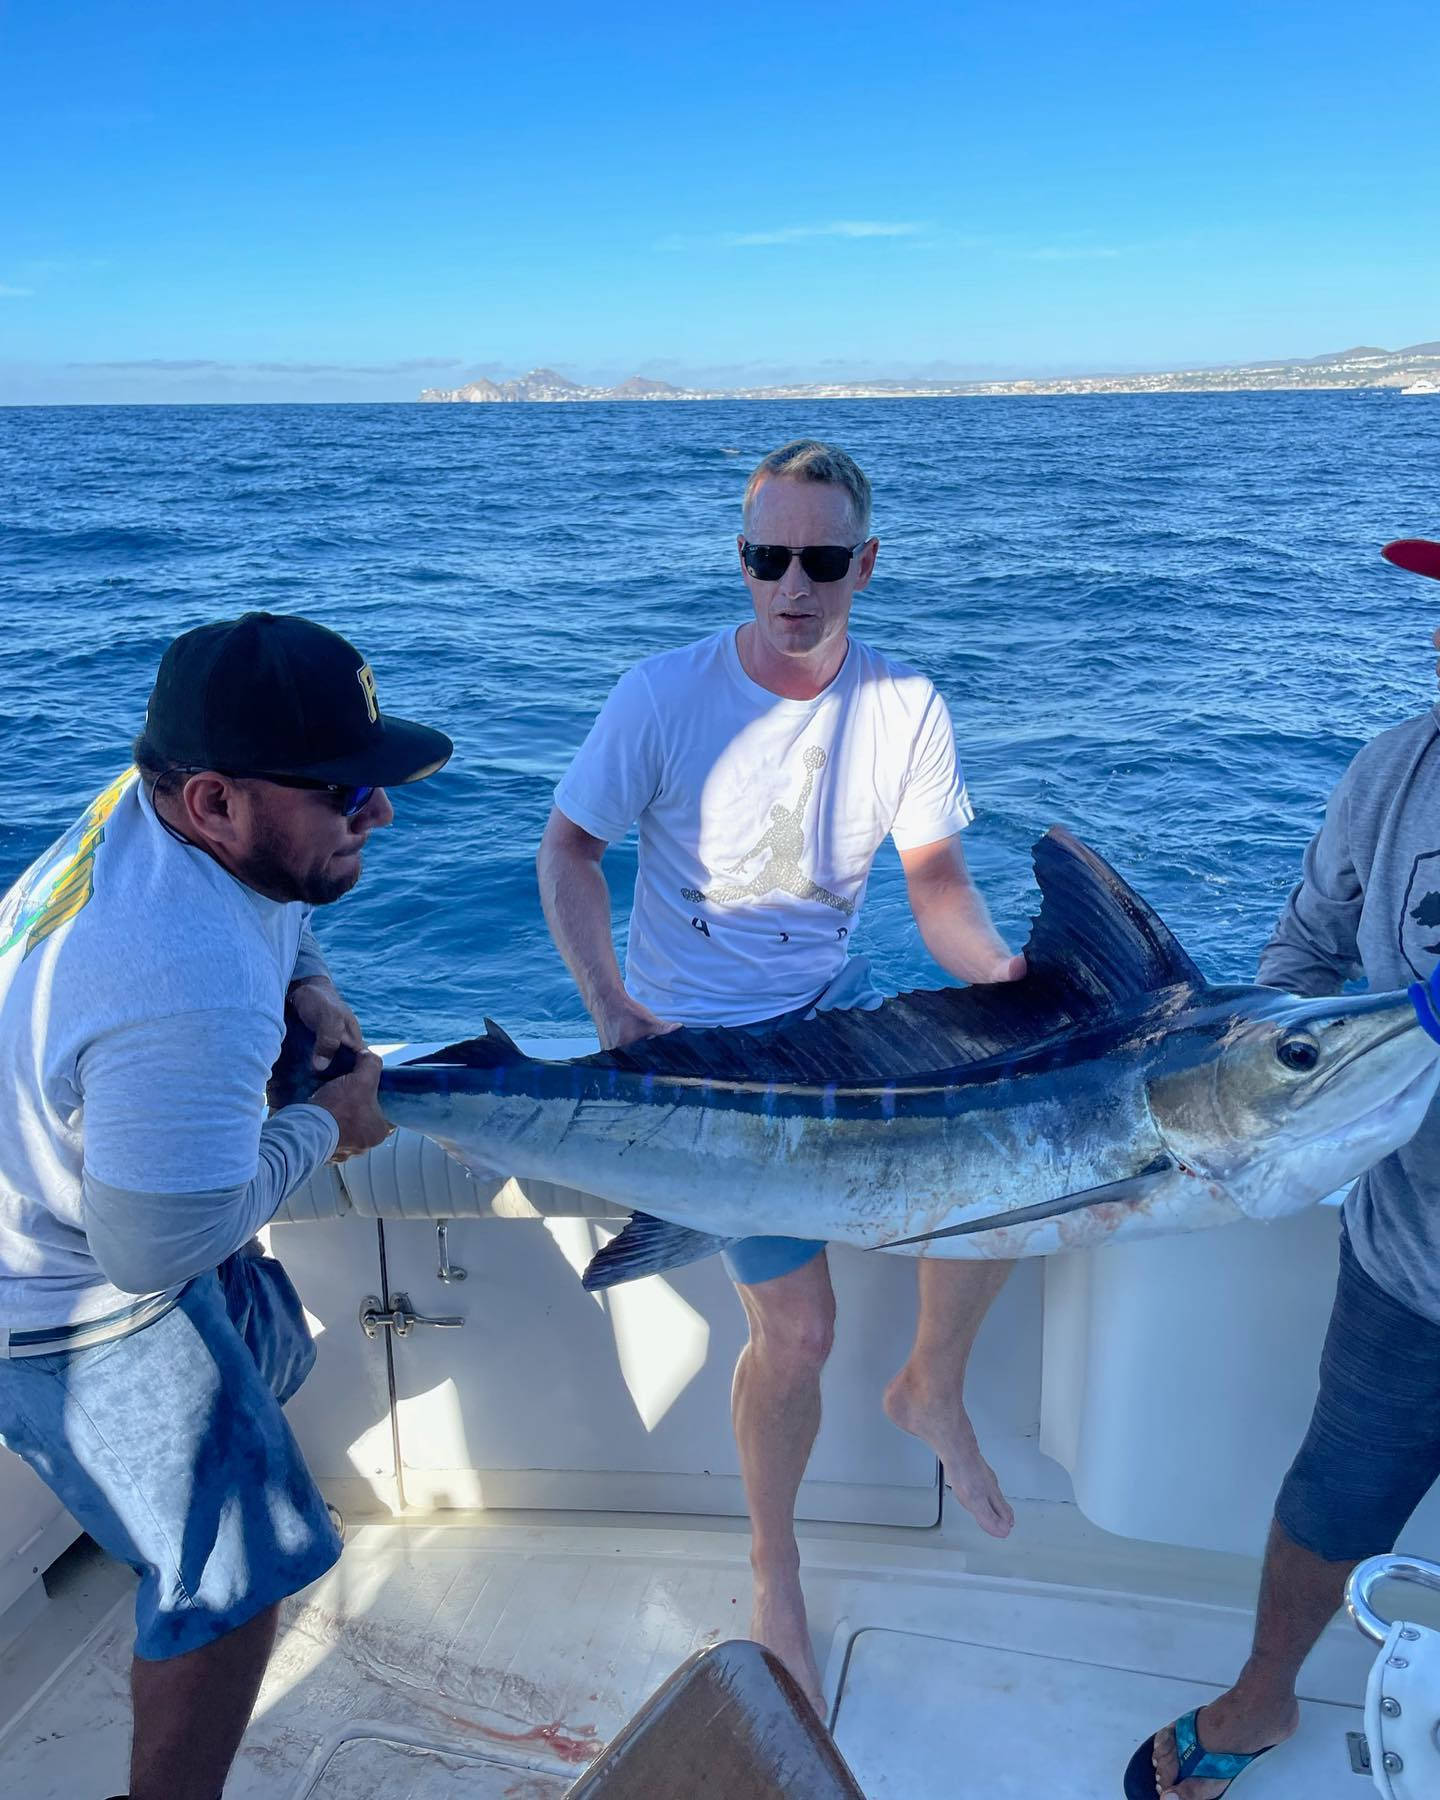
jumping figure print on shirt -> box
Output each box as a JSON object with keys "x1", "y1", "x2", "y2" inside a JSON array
[{"x1": 681, "y1": 746, "x2": 854, "y2": 915}]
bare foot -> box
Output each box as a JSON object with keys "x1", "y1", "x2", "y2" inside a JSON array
[
  {"x1": 884, "y1": 1373, "x2": 1015, "y2": 1537},
  {"x1": 750, "y1": 1567, "x2": 825, "y2": 1717},
  {"x1": 1150, "y1": 1691, "x2": 1299, "y2": 1799}
]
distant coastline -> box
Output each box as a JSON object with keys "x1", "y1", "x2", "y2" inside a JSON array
[{"x1": 420, "y1": 342, "x2": 1440, "y2": 404}]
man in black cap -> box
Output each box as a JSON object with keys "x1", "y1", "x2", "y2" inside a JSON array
[{"x1": 0, "y1": 612, "x2": 451, "y2": 1800}]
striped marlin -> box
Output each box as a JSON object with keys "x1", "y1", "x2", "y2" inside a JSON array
[{"x1": 296, "y1": 830, "x2": 1440, "y2": 1287}]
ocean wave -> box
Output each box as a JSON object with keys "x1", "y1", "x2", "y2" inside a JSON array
[
  {"x1": 0, "y1": 522, "x2": 199, "y2": 561},
  {"x1": 3, "y1": 393, "x2": 1436, "y2": 1035}
]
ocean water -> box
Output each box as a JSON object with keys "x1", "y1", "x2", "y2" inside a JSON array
[{"x1": 2, "y1": 394, "x2": 1436, "y2": 1043}]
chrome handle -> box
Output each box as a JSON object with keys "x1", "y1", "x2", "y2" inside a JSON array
[
  {"x1": 1346, "y1": 1554, "x2": 1440, "y2": 1643},
  {"x1": 359, "y1": 1293, "x2": 465, "y2": 1339},
  {"x1": 436, "y1": 1221, "x2": 467, "y2": 1284}
]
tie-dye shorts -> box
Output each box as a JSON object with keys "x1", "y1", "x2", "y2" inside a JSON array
[{"x1": 0, "y1": 1243, "x2": 341, "y2": 1659}]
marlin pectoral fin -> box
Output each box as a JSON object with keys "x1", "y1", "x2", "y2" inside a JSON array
[
  {"x1": 878, "y1": 1154, "x2": 1178, "y2": 1249},
  {"x1": 581, "y1": 1213, "x2": 737, "y2": 1290}
]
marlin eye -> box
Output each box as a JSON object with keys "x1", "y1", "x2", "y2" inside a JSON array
[{"x1": 1277, "y1": 1034, "x2": 1321, "y2": 1072}]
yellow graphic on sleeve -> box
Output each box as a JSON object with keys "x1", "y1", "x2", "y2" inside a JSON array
[{"x1": 0, "y1": 769, "x2": 135, "y2": 961}]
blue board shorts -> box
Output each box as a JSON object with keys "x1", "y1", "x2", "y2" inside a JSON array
[
  {"x1": 1274, "y1": 1223, "x2": 1440, "y2": 1563},
  {"x1": 0, "y1": 1243, "x2": 341, "y2": 1660},
  {"x1": 721, "y1": 958, "x2": 885, "y2": 1289}
]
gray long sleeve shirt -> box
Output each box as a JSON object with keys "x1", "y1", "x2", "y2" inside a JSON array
[
  {"x1": 0, "y1": 775, "x2": 339, "y2": 1342},
  {"x1": 1259, "y1": 706, "x2": 1440, "y2": 1323}
]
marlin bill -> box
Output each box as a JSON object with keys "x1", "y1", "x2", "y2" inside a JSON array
[{"x1": 314, "y1": 830, "x2": 1440, "y2": 1287}]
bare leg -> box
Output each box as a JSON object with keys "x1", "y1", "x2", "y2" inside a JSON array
[
  {"x1": 129, "y1": 1601, "x2": 281, "y2": 1800},
  {"x1": 1150, "y1": 1519, "x2": 1353, "y2": 1799},
  {"x1": 883, "y1": 1258, "x2": 1015, "y2": 1537},
  {"x1": 733, "y1": 1254, "x2": 836, "y2": 1714}
]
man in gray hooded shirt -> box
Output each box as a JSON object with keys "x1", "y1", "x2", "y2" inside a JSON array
[
  {"x1": 1130, "y1": 538, "x2": 1440, "y2": 1800},
  {"x1": 1260, "y1": 699, "x2": 1440, "y2": 1323}
]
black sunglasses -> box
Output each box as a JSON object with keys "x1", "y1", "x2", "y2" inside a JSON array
[
  {"x1": 741, "y1": 541, "x2": 869, "y2": 584},
  {"x1": 261, "y1": 775, "x2": 377, "y2": 817},
  {"x1": 167, "y1": 768, "x2": 376, "y2": 818}
]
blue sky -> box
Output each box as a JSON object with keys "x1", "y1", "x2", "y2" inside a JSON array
[{"x1": 2, "y1": 0, "x2": 1437, "y2": 402}]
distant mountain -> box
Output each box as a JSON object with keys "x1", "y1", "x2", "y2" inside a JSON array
[
  {"x1": 1297, "y1": 345, "x2": 1390, "y2": 365},
  {"x1": 421, "y1": 368, "x2": 687, "y2": 403},
  {"x1": 609, "y1": 375, "x2": 683, "y2": 397},
  {"x1": 427, "y1": 377, "x2": 505, "y2": 402},
  {"x1": 419, "y1": 341, "x2": 1440, "y2": 403}
]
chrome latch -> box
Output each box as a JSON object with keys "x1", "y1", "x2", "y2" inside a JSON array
[
  {"x1": 359, "y1": 1294, "x2": 464, "y2": 1338},
  {"x1": 436, "y1": 1221, "x2": 467, "y2": 1283}
]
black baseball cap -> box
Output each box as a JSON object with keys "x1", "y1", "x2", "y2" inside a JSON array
[{"x1": 143, "y1": 612, "x2": 453, "y2": 786}]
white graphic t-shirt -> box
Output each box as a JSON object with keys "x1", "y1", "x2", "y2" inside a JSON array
[{"x1": 554, "y1": 629, "x2": 974, "y2": 1027}]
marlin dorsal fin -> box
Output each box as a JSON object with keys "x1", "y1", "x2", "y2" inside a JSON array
[
  {"x1": 583, "y1": 829, "x2": 1208, "y2": 1085},
  {"x1": 401, "y1": 1018, "x2": 531, "y2": 1069},
  {"x1": 388, "y1": 832, "x2": 1202, "y2": 1092},
  {"x1": 1027, "y1": 826, "x2": 1204, "y2": 1007}
]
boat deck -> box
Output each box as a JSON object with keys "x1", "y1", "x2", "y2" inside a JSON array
[{"x1": 0, "y1": 1498, "x2": 1392, "y2": 1798}]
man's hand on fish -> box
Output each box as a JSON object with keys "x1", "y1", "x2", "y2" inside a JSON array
[
  {"x1": 898, "y1": 832, "x2": 1027, "y2": 987},
  {"x1": 596, "y1": 993, "x2": 681, "y2": 1052},
  {"x1": 310, "y1": 1048, "x2": 392, "y2": 1161},
  {"x1": 536, "y1": 808, "x2": 683, "y2": 1053},
  {"x1": 288, "y1": 974, "x2": 365, "y2": 1071}
]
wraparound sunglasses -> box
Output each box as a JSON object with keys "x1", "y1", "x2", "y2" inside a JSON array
[
  {"x1": 263, "y1": 775, "x2": 377, "y2": 818},
  {"x1": 741, "y1": 541, "x2": 869, "y2": 583},
  {"x1": 167, "y1": 768, "x2": 376, "y2": 817}
]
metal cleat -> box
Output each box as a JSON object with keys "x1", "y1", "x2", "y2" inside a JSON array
[{"x1": 1346, "y1": 1555, "x2": 1440, "y2": 1799}]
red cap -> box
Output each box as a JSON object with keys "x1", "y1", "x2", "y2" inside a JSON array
[{"x1": 1382, "y1": 539, "x2": 1440, "y2": 581}]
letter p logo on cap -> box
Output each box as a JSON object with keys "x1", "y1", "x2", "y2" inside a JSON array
[{"x1": 356, "y1": 662, "x2": 380, "y2": 724}]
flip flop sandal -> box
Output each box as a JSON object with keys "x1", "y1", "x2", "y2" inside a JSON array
[{"x1": 1123, "y1": 1708, "x2": 1276, "y2": 1796}]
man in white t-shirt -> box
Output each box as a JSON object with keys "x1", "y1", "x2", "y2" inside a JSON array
[
  {"x1": 0, "y1": 612, "x2": 451, "y2": 1800},
  {"x1": 538, "y1": 439, "x2": 1024, "y2": 1710}
]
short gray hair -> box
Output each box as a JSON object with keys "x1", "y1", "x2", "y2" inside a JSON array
[{"x1": 742, "y1": 439, "x2": 872, "y2": 538}]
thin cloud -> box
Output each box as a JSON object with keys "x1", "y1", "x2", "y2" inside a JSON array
[
  {"x1": 70, "y1": 359, "x2": 222, "y2": 371},
  {"x1": 731, "y1": 220, "x2": 925, "y2": 246},
  {"x1": 68, "y1": 357, "x2": 463, "y2": 375},
  {"x1": 0, "y1": 285, "x2": 34, "y2": 298},
  {"x1": 663, "y1": 220, "x2": 927, "y2": 250}
]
